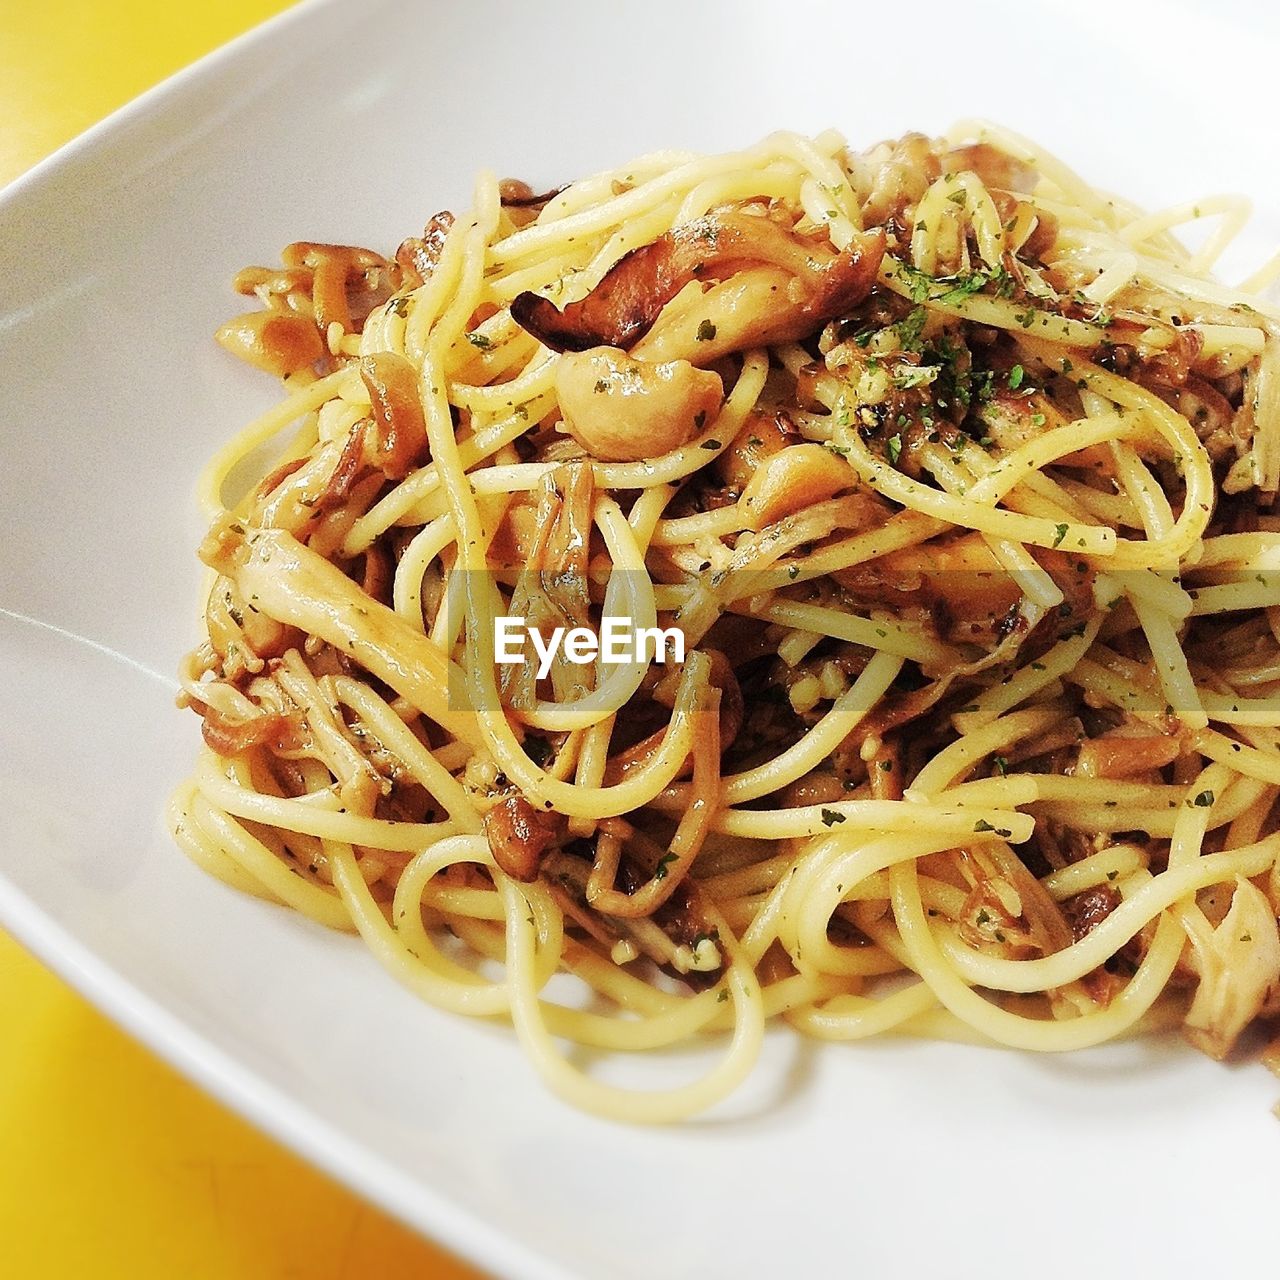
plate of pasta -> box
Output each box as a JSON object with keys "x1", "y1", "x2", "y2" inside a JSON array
[{"x1": 3, "y1": 0, "x2": 1280, "y2": 1276}]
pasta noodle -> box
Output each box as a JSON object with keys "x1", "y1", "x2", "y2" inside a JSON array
[{"x1": 171, "y1": 124, "x2": 1280, "y2": 1121}]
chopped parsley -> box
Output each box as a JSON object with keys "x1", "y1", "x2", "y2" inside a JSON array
[
  {"x1": 973, "y1": 819, "x2": 1013, "y2": 837},
  {"x1": 820, "y1": 808, "x2": 847, "y2": 827},
  {"x1": 895, "y1": 306, "x2": 929, "y2": 351},
  {"x1": 696, "y1": 319, "x2": 717, "y2": 342},
  {"x1": 893, "y1": 365, "x2": 936, "y2": 390},
  {"x1": 897, "y1": 260, "x2": 1010, "y2": 307}
]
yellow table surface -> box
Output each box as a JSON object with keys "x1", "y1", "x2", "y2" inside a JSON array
[{"x1": 0, "y1": 4, "x2": 484, "y2": 1276}]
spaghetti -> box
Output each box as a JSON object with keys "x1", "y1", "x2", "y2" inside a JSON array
[{"x1": 171, "y1": 124, "x2": 1280, "y2": 1121}]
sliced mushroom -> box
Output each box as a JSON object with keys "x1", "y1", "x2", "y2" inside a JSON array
[
  {"x1": 738, "y1": 443, "x2": 858, "y2": 529},
  {"x1": 396, "y1": 211, "x2": 455, "y2": 288},
  {"x1": 714, "y1": 408, "x2": 799, "y2": 491},
  {"x1": 483, "y1": 791, "x2": 566, "y2": 882},
  {"x1": 1183, "y1": 877, "x2": 1280, "y2": 1060},
  {"x1": 280, "y1": 241, "x2": 398, "y2": 333},
  {"x1": 214, "y1": 309, "x2": 326, "y2": 377},
  {"x1": 359, "y1": 352, "x2": 428, "y2": 479},
  {"x1": 554, "y1": 346, "x2": 722, "y2": 462},
  {"x1": 499, "y1": 179, "x2": 566, "y2": 208},
  {"x1": 1076, "y1": 733, "x2": 1182, "y2": 780},
  {"x1": 200, "y1": 705, "x2": 306, "y2": 757},
  {"x1": 205, "y1": 574, "x2": 296, "y2": 672},
  {"x1": 512, "y1": 208, "x2": 885, "y2": 356}
]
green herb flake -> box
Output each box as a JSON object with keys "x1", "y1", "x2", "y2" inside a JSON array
[
  {"x1": 896, "y1": 306, "x2": 929, "y2": 350},
  {"x1": 820, "y1": 808, "x2": 847, "y2": 827},
  {"x1": 973, "y1": 819, "x2": 1013, "y2": 837},
  {"x1": 893, "y1": 365, "x2": 936, "y2": 390}
]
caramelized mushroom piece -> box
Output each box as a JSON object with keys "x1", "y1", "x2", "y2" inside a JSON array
[
  {"x1": 214, "y1": 310, "x2": 326, "y2": 377},
  {"x1": 280, "y1": 241, "x2": 397, "y2": 333},
  {"x1": 499, "y1": 179, "x2": 567, "y2": 208},
  {"x1": 396, "y1": 211, "x2": 455, "y2": 288},
  {"x1": 484, "y1": 792, "x2": 565, "y2": 882},
  {"x1": 512, "y1": 208, "x2": 885, "y2": 354},
  {"x1": 200, "y1": 706, "x2": 306, "y2": 757},
  {"x1": 359, "y1": 352, "x2": 428, "y2": 479}
]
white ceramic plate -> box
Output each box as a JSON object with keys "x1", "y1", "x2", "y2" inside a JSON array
[{"x1": 3, "y1": 1, "x2": 1280, "y2": 1275}]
